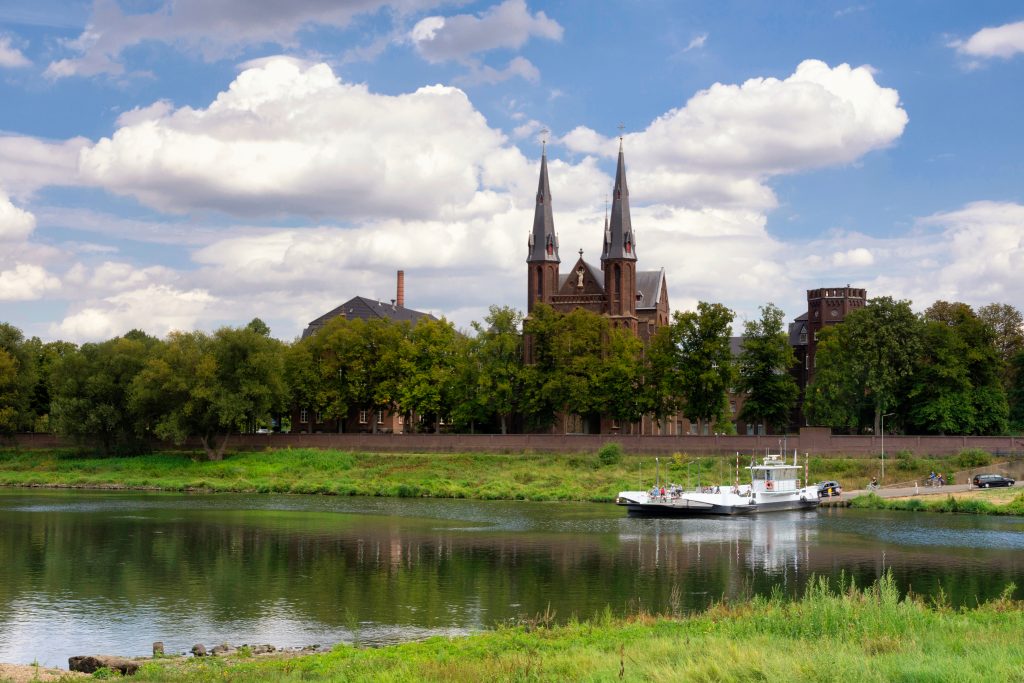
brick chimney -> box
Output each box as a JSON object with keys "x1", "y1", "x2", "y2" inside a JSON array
[{"x1": 396, "y1": 270, "x2": 405, "y2": 308}]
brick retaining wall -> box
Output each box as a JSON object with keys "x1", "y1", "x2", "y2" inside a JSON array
[{"x1": 4, "y1": 430, "x2": 1023, "y2": 457}]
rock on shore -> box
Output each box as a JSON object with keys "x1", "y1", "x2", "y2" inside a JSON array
[{"x1": 68, "y1": 655, "x2": 140, "y2": 675}]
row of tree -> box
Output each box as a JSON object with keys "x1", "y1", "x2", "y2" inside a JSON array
[
  {"x1": 806, "y1": 299, "x2": 1024, "y2": 436},
  {"x1": 1, "y1": 297, "x2": 1022, "y2": 459}
]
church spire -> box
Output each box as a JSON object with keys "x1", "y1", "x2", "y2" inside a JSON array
[
  {"x1": 602, "y1": 138, "x2": 637, "y2": 262},
  {"x1": 527, "y1": 141, "x2": 559, "y2": 263}
]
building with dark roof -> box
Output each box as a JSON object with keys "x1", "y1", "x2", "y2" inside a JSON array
[
  {"x1": 292, "y1": 270, "x2": 436, "y2": 434},
  {"x1": 300, "y1": 271, "x2": 436, "y2": 339}
]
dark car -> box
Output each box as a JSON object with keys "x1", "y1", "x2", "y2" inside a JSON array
[
  {"x1": 973, "y1": 473, "x2": 1015, "y2": 488},
  {"x1": 817, "y1": 480, "x2": 842, "y2": 497}
]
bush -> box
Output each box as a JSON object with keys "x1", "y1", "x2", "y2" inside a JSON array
[
  {"x1": 597, "y1": 442, "x2": 624, "y2": 466},
  {"x1": 894, "y1": 450, "x2": 918, "y2": 471},
  {"x1": 956, "y1": 448, "x2": 992, "y2": 469}
]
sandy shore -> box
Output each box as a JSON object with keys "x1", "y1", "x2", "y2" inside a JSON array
[{"x1": 0, "y1": 663, "x2": 86, "y2": 682}]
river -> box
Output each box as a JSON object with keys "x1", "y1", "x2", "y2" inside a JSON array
[{"x1": 1, "y1": 489, "x2": 1022, "y2": 667}]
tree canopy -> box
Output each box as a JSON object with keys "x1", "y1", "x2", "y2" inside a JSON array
[{"x1": 737, "y1": 303, "x2": 799, "y2": 433}]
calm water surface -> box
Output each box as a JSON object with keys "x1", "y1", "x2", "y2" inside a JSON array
[{"x1": 1, "y1": 489, "x2": 1023, "y2": 667}]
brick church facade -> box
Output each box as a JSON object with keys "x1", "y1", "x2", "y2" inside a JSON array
[
  {"x1": 524, "y1": 141, "x2": 677, "y2": 434},
  {"x1": 526, "y1": 141, "x2": 670, "y2": 344}
]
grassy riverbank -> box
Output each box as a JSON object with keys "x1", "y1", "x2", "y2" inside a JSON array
[
  {"x1": 115, "y1": 574, "x2": 1024, "y2": 682},
  {"x1": 851, "y1": 491, "x2": 1024, "y2": 516},
  {"x1": 0, "y1": 447, "x2": 959, "y2": 502}
]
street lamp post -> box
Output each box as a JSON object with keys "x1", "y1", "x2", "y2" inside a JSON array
[{"x1": 881, "y1": 412, "x2": 895, "y2": 484}]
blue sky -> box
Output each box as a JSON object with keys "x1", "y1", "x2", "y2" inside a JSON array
[{"x1": 0, "y1": 0, "x2": 1021, "y2": 341}]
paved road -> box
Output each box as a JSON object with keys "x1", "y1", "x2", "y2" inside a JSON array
[{"x1": 820, "y1": 483, "x2": 972, "y2": 506}]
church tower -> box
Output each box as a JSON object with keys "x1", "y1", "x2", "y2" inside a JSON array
[
  {"x1": 526, "y1": 143, "x2": 560, "y2": 314},
  {"x1": 601, "y1": 139, "x2": 638, "y2": 333}
]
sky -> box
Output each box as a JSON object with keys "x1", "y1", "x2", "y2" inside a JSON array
[{"x1": 0, "y1": 0, "x2": 1022, "y2": 343}]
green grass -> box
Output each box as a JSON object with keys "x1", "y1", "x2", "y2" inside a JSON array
[
  {"x1": 125, "y1": 573, "x2": 1024, "y2": 682},
  {"x1": 0, "y1": 448, "x2": 998, "y2": 504},
  {"x1": 850, "y1": 491, "x2": 1024, "y2": 516}
]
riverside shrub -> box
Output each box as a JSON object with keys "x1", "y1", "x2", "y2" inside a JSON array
[
  {"x1": 597, "y1": 442, "x2": 624, "y2": 466},
  {"x1": 956, "y1": 448, "x2": 992, "y2": 468}
]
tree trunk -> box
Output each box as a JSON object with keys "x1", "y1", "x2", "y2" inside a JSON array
[
  {"x1": 873, "y1": 403, "x2": 881, "y2": 436},
  {"x1": 214, "y1": 432, "x2": 229, "y2": 461},
  {"x1": 200, "y1": 433, "x2": 227, "y2": 461},
  {"x1": 500, "y1": 414, "x2": 507, "y2": 435}
]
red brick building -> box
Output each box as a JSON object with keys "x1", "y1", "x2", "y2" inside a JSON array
[
  {"x1": 788, "y1": 285, "x2": 867, "y2": 428},
  {"x1": 524, "y1": 141, "x2": 678, "y2": 435},
  {"x1": 291, "y1": 271, "x2": 435, "y2": 434}
]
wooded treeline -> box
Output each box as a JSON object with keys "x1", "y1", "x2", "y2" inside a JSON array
[{"x1": 1, "y1": 297, "x2": 1022, "y2": 459}]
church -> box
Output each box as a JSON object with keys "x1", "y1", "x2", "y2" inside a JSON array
[
  {"x1": 525, "y1": 140, "x2": 670, "y2": 343},
  {"x1": 525, "y1": 140, "x2": 674, "y2": 434}
]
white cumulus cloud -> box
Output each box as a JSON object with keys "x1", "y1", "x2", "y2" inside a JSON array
[
  {"x1": 951, "y1": 21, "x2": 1024, "y2": 61},
  {"x1": 564, "y1": 60, "x2": 907, "y2": 209},
  {"x1": 54, "y1": 284, "x2": 216, "y2": 342},
  {"x1": 0, "y1": 35, "x2": 30, "y2": 68},
  {"x1": 78, "y1": 56, "x2": 520, "y2": 220},
  {"x1": 45, "y1": 0, "x2": 443, "y2": 79},
  {"x1": 409, "y1": 0, "x2": 563, "y2": 63},
  {"x1": 0, "y1": 192, "x2": 36, "y2": 241},
  {"x1": 0, "y1": 263, "x2": 60, "y2": 301}
]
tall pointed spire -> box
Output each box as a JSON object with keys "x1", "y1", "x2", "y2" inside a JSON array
[
  {"x1": 602, "y1": 138, "x2": 637, "y2": 262},
  {"x1": 527, "y1": 141, "x2": 559, "y2": 263}
]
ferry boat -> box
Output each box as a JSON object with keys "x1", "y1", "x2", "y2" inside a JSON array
[{"x1": 615, "y1": 451, "x2": 820, "y2": 517}]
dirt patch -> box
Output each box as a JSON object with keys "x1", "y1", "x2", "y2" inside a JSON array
[{"x1": 0, "y1": 663, "x2": 87, "y2": 682}]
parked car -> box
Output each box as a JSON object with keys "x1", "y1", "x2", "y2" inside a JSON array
[
  {"x1": 972, "y1": 473, "x2": 1015, "y2": 488},
  {"x1": 816, "y1": 480, "x2": 842, "y2": 497}
]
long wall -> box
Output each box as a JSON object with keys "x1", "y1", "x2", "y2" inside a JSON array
[{"x1": 4, "y1": 429, "x2": 1024, "y2": 457}]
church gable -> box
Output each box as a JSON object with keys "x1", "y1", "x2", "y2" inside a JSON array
[{"x1": 557, "y1": 257, "x2": 605, "y2": 296}]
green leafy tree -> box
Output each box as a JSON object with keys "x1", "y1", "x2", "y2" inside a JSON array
[
  {"x1": 317, "y1": 318, "x2": 410, "y2": 434},
  {"x1": 639, "y1": 325, "x2": 684, "y2": 432},
  {"x1": 523, "y1": 305, "x2": 615, "y2": 432},
  {"x1": 463, "y1": 306, "x2": 524, "y2": 434},
  {"x1": 908, "y1": 301, "x2": 1008, "y2": 435},
  {"x1": 0, "y1": 323, "x2": 39, "y2": 434},
  {"x1": 131, "y1": 326, "x2": 287, "y2": 460},
  {"x1": 598, "y1": 326, "x2": 645, "y2": 426},
  {"x1": 803, "y1": 325, "x2": 865, "y2": 431},
  {"x1": 806, "y1": 297, "x2": 921, "y2": 433},
  {"x1": 401, "y1": 318, "x2": 460, "y2": 433},
  {"x1": 29, "y1": 339, "x2": 77, "y2": 432},
  {"x1": 672, "y1": 302, "x2": 736, "y2": 433},
  {"x1": 49, "y1": 331, "x2": 160, "y2": 453},
  {"x1": 977, "y1": 303, "x2": 1024, "y2": 364},
  {"x1": 1009, "y1": 350, "x2": 1024, "y2": 430},
  {"x1": 906, "y1": 315, "x2": 975, "y2": 434},
  {"x1": 521, "y1": 304, "x2": 563, "y2": 430},
  {"x1": 978, "y1": 303, "x2": 1024, "y2": 424},
  {"x1": 284, "y1": 335, "x2": 328, "y2": 433},
  {"x1": 738, "y1": 303, "x2": 799, "y2": 433}
]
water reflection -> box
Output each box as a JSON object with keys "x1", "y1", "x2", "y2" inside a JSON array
[{"x1": 0, "y1": 490, "x2": 1022, "y2": 667}]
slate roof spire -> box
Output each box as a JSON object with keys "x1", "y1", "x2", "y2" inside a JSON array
[
  {"x1": 527, "y1": 139, "x2": 559, "y2": 263},
  {"x1": 602, "y1": 137, "x2": 637, "y2": 262}
]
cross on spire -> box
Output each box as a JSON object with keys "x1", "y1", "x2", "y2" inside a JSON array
[{"x1": 540, "y1": 127, "x2": 549, "y2": 153}]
